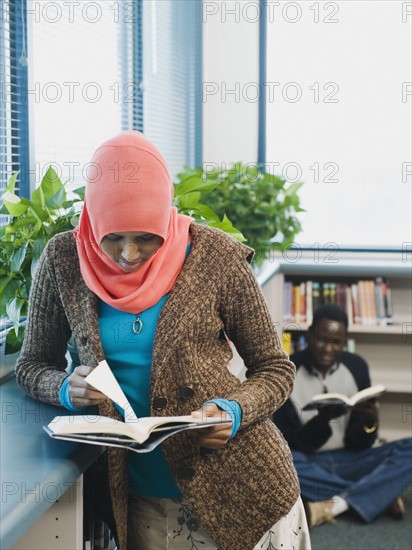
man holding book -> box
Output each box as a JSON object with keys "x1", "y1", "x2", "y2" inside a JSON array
[{"x1": 273, "y1": 305, "x2": 412, "y2": 528}]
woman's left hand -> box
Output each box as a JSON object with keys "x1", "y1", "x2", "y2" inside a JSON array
[{"x1": 191, "y1": 403, "x2": 232, "y2": 449}]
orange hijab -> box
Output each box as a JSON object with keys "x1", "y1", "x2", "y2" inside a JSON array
[{"x1": 74, "y1": 131, "x2": 193, "y2": 313}]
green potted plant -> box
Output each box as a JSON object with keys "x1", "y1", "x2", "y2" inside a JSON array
[
  {"x1": 175, "y1": 163, "x2": 304, "y2": 266},
  {"x1": 0, "y1": 168, "x2": 84, "y2": 354},
  {"x1": 0, "y1": 168, "x2": 244, "y2": 355},
  {"x1": 1, "y1": 163, "x2": 304, "y2": 355}
]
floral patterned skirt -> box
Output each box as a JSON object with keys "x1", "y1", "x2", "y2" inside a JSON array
[{"x1": 127, "y1": 493, "x2": 311, "y2": 550}]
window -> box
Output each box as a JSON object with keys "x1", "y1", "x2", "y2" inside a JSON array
[
  {"x1": 142, "y1": 0, "x2": 202, "y2": 177},
  {"x1": 1, "y1": 0, "x2": 202, "y2": 197},
  {"x1": 28, "y1": 0, "x2": 125, "y2": 192},
  {"x1": 0, "y1": 0, "x2": 29, "y2": 198},
  {"x1": 265, "y1": 0, "x2": 411, "y2": 248}
]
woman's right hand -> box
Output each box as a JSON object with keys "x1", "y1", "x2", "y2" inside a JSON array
[{"x1": 68, "y1": 365, "x2": 107, "y2": 408}]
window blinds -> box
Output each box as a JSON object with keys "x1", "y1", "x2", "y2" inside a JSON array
[
  {"x1": 121, "y1": 0, "x2": 143, "y2": 133},
  {"x1": 2, "y1": 0, "x2": 202, "y2": 198},
  {"x1": 142, "y1": 0, "x2": 202, "y2": 178},
  {"x1": 0, "y1": 0, "x2": 29, "y2": 198},
  {"x1": 28, "y1": 0, "x2": 125, "y2": 192}
]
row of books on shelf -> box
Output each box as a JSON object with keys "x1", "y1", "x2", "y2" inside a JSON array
[{"x1": 283, "y1": 278, "x2": 393, "y2": 327}]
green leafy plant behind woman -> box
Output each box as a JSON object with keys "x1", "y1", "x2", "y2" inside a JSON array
[
  {"x1": 1, "y1": 163, "x2": 303, "y2": 353},
  {"x1": 0, "y1": 168, "x2": 241, "y2": 353},
  {"x1": 0, "y1": 168, "x2": 84, "y2": 352},
  {"x1": 174, "y1": 163, "x2": 304, "y2": 265}
]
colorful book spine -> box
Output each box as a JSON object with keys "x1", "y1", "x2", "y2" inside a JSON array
[
  {"x1": 346, "y1": 285, "x2": 354, "y2": 325},
  {"x1": 340, "y1": 283, "x2": 347, "y2": 311},
  {"x1": 322, "y1": 283, "x2": 331, "y2": 304},
  {"x1": 375, "y1": 277, "x2": 386, "y2": 325},
  {"x1": 284, "y1": 277, "x2": 394, "y2": 329},
  {"x1": 282, "y1": 331, "x2": 292, "y2": 355},
  {"x1": 312, "y1": 282, "x2": 321, "y2": 314},
  {"x1": 283, "y1": 282, "x2": 293, "y2": 322},
  {"x1": 367, "y1": 280, "x2": 377, "y2": 325},
  {"x1": 330, "y1": 282, "x2": 336, "y2": 305},
  {"x1": 358, "y1": 280, "x2": 368, "y2": 325},
  {"x1": 382, "y1": 279, "x2": 393, "y2": 323},
  {"x1": 351, "y1": 283, "x2": 361, "y2": 324},
  {"x1": 306, "y1": 281, "x2": 313, "y2": 326},
  {"x1": 294, "y1": 284, "x2": 301, "y2": 323},
  {"x1": 300, "y1": 282, "x2": 306, "y2": 324}
]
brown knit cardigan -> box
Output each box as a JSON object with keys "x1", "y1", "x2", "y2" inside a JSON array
[{"x1": 16, "y1": 223, "x2": 300, "y2": 550}]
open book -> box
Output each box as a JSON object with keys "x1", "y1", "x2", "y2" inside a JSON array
[
  {"x1": 44, "y1": 360, "x2": 231, "y2": 453},
  {"x1": 302, "y1": 384, "x2": 386, "y2": 411}
]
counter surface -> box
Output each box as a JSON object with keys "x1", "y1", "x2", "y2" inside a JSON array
[{"x1": 0, "y1": 376, "x2": 103, "y2": 549}]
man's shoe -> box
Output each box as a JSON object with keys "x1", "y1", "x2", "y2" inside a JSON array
[
  {"x1": 386, "y1": 496, "x2": 406, "y2": 519},
  {"x1": 303, "y1": 500, "x2": 336, "y2": 528}
]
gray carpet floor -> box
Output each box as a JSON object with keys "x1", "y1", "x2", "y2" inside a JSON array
[{"x1": 309, "y1": 495, "x2": 412, "y2": 550}]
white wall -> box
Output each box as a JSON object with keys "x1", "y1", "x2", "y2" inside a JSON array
[
  {"x1": 202, "y1": 0, "x2": 260, "y2": 166},
  {"x1": 202, "y1": 0, "x2": 412, "y2": 248},
  {"x1": 265, "y1": 0, "x2": 411, "y2": 248}
]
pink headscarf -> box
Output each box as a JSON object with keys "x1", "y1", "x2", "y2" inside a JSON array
[{"x1": 74, "y1": 131, "x2": 193, "y2": 313}]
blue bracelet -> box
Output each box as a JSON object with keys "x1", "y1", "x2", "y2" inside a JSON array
[
  {"x1": 203, "y1": 399, "x2": 242, "y2": 439},
  {"x1": 59, "y1": 375, "x2": 87, "y2": 412}
]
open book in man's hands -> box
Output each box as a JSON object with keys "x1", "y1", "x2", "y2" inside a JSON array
[
  {"x1": 44, "y1": 360, "x2": 231, "y2": 453},
  {"x1": 302, "y1": 384, "x2": 386, "y2": 411}
]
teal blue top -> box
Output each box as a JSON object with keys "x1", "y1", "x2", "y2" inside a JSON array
[{"x1": 98, "y1": 294, "x2": 182, "y2": 498}]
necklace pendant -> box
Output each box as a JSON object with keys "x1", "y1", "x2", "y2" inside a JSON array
[{"x1": 132, "y1": 315, "x2": 143, "y2": 335}]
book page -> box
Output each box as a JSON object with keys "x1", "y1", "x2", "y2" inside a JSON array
[
  {"x1": 307, "y1": 384, "x2": 386, "y2": 408},
  {"x1": 350, "y1": 384, "x2": 386, "y2": 406},
  {"x1": 85, "y1": 360, "x2": 139, "y2": 423}
]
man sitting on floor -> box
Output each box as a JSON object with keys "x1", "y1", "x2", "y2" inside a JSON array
[{"x1": 273, "y1": 305, "x2": 412, "y2": 528}]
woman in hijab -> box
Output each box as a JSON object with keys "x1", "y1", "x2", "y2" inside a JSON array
[{"x1": 16, "y1": 131, "x2": 310, "y2": 550}]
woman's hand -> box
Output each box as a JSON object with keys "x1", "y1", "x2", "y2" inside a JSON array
[
  {"x1": 191, "y1": 403, "x2": 232, "y2": 449},
  {"x1": 68, "y1": 365, "x2": 107, "y2": 408}
]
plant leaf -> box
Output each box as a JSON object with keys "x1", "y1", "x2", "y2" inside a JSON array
[
  {"x1": 174, "y1": 175, "x2": 220, "y2": 197},
  {"x1": 46, "y1": 186, "x2": 66, "y2": 209},
  {"x1": 33, "y1": 234, "x2": 47, "y2": 255},
  {"x1": 0, "y1": 275, "x2": 16, "y2": 306},
  {"x1": 191, "y1": 204, "x2": 220, "y2": 222},
  {"x1": 72, "y1": 186, "x2": 85, "y2": 200},
  {"x1": 2, "y1": 191, "x2": 27, "y2": 216},
  {"x1": 10, "y1": 241, "x2": 29, "y2": 273},
  {"x1": 31, "y1": 257, "x2": 41, "y2": 278},
  {"x1": 2, "y1": 173, "x2": 28, "y2": 216},
  {"x1": 0, "y1": 278, "x2": 21, "y2": 319},
  {"x1": 70, "y1": 214, "x2": 80, "y2": 227},
  {"x1": 209, "y1": 215, "x2": 246, "y2": 242},
  {"x1": 32, "y1": 166, "x2": 64, "y2": 207},
  {"x1": 176, "y1": 192, "x2": 201, "y2": 210},
  {"x1": 284, "y1": 181, "x2": 304, "y2": 197},
  {"x1": 6, "y1": 296, "x2": 24, "y2": 334},
  {"x1": 4, "y1": 172, "x2": 19, "y2": 193},
  {"x1": 8, "y1": 216, "x2": 37, "y2": 229},
  {"x1": 25, "y1": 199, "x2": 49, "y2": 222},
  {"x1": 5, "y1": 327, "x2": 25, "y2": 353}
]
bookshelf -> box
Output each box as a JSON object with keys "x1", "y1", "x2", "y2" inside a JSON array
[
  {"x1": 231, "y1": 250, "x2": 412, "y2": 441},
  {"x1": 266, "y1": 251, "x2": 411, "y2": 441}
]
